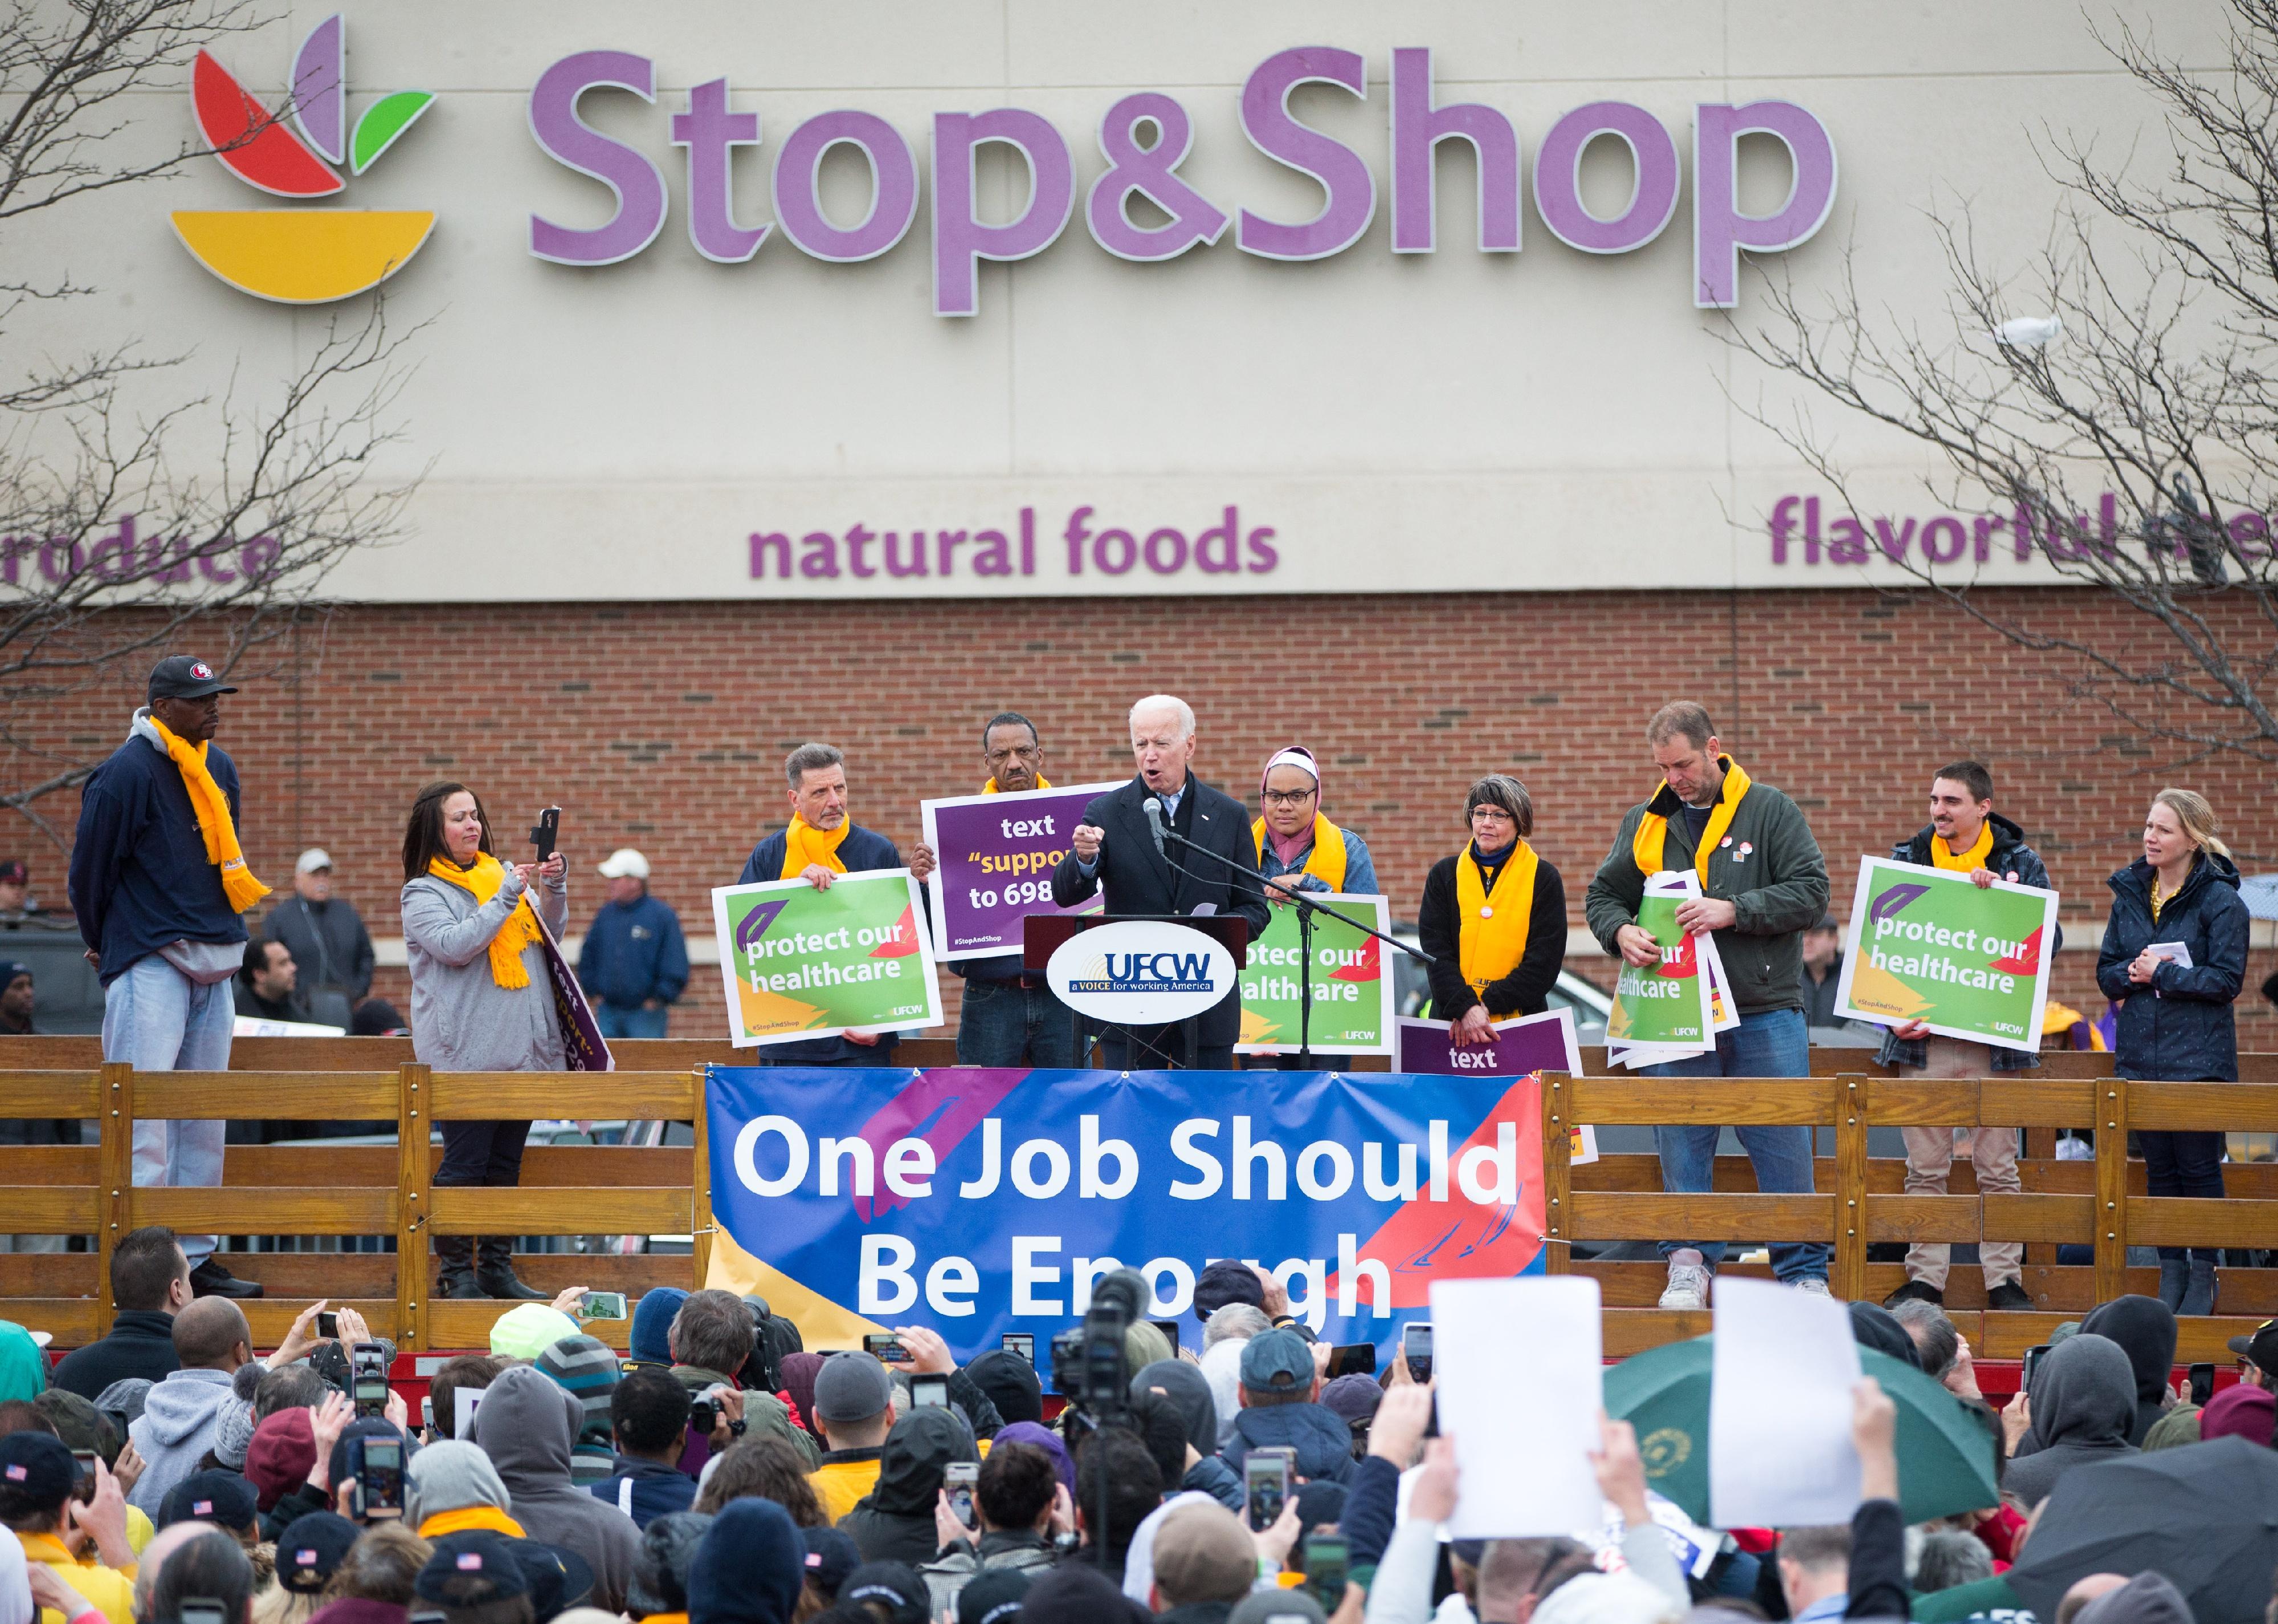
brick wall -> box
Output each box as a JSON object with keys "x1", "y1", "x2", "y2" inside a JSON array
[{"x1": 16, "y1": 588, "x2": 2274, "y2": 1049}]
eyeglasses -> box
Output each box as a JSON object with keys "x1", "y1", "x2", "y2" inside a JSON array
[
  {"x1": 1470, "y1": 806, "x2": 1516, "y2": 823},
  {"x1": 1261, "y1": 788, "x2": 1317, "y2": 807}
]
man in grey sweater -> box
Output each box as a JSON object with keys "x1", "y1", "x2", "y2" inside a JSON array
[{"x1": 126, "y1": 1297, "x2": 254, "y2": 1513}]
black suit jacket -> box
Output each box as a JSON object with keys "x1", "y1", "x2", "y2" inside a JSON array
[{"x1": 1050, "y1": 774, "x2": 1272, "y2": 1046}]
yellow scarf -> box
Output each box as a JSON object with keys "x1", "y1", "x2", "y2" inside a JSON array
[
  {"x1": 427, "y1": 854, "x2": 542, "y2": 989},
  {"x1": 983, "y1": 775, "x2": 1051, "y2": 793},
  {"x1": 1632, "y1": 758, "x2": 1752, "y2": 883},
  {"x1": 146, "y1": 715, "x2": 270, "y2": 913},
  {"x1": 417, "y1": 1506, "x2": 526, "y2": 1540},
  {"x1": 1456, "y1": 840, "x2": 1538, "y2": 997},
  {"x1": 780, "y1": 814, "x2": 851, "y2": 878},
  {"x1": 1250, "y1": 813, "x2": 1349, "y2": 893},
  {"x1": 1930, "y1": 820, "x2": 1994, "y2": 874}
]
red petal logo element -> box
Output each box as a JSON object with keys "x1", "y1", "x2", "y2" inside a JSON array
[
  {"x1": 193, "y1": 50, "x2": 343, "y2": 198},
  {"x1": 1330, "y1": 936, "x2": 1379, "y2": 983},
  {"x1": 868, "y1": 903, "x2": 922, "y2": 957},
  {"x1": 1990, "y1": 925, "x2": 2043, "y2": 976}
]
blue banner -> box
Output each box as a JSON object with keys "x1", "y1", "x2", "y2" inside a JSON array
[{"x1": 705, "y1": 1065, "x2": 1552, "y2": 1362}]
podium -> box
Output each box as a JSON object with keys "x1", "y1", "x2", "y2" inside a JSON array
[{"x1": 1023, "y1": 913, "x2": 1252, "y2": 1070}]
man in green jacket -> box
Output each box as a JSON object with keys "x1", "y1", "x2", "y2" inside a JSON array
[{"x1": 1585, "y1": 701, "x2": 1832, "y2": 1308}]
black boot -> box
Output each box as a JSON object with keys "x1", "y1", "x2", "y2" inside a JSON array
[
  {"x1": 2157, "y1": 1256, "x2": 2187, "y2": 1311},
  {"x1": 2179, "y1": 1256, "x2": 2218, "y2": 1317},
  {"x1": 435, "y1": 1235, "x2": 484, "y2": 1300},
  {"x1": 475, "y1": 1237, "x2": 546, "y2": 1301}
]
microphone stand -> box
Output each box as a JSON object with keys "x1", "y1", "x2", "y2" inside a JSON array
[{"x1": 1149, "y1": 815, "x2": 1435, "y2": 1066}]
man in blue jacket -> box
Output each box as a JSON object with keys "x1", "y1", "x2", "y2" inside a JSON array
[
  {"x1": 588, "y1": 1366, "x2": 699, "y2": 1528},
  {"x1": 1217, "y1": 1328, "x2": 1352, "y2": 1485},
  {"x1": 67, "y1": 656, "x2": 263, "y2": 1299},
  {"x1": 578, "y1": 848, "x2": 689, "y2": 1040},
  {"x1": 735, "y1": 742, "x2": 934, "y2": 1066}
]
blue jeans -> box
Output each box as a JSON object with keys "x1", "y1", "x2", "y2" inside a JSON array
[
  {"x1": 956, "y1": 977, "x2": 1078, "y2": 1067},
  {"x1": 1642, "y1": 1007, "x2": 1829, "y2": 1283},
  {"x1": 596, "y1": 1003, "x2": 668, "y2": 1040},
  {"x1": 104, "y1": 954, "x2": 235, "y2": 1266}
]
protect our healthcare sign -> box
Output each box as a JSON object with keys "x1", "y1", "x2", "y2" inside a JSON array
[
  {"x1": 709, "y1": 870, "x2": 943, "y2": 1047},
  {"x1": 1606, "y1": 888, "x2": 1714, "y2": 1056},
  {"x1": 920, "y1": 782, "x2": 1121, "y2": 961},
  {"x1": 1832, "y1": 855, "x2": 2058, "y2": 1052},
  {"x1": 706, "y1": 1064, "x2": 1560, "y2": 1359},
  {"x1": 1237, "y1": 893, "x2": 1395, "y2": 1055}
]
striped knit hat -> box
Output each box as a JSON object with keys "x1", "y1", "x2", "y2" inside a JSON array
[{"x1": 533, "y1": 1334, "x2": 622, "y2": 1486}]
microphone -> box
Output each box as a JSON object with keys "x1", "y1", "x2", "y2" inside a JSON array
[{"x1": 1142, "y1": 797, "x2": 1167, "y2": 858}]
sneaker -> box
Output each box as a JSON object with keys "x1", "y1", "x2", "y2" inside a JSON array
[
  {"x1": 187, "y1": 1258, "x2": 263, "y2": 1299},
  {"x1": 1793, "y1": 1278, "x2": 1836, "y2": 1299},
  {"x1": 1883, "y1": 1280, "x2": 1944, "y2": 1309},
  {"x1": 1659, "y1": 1248, "x2": 1710, "y2": 1309},
  {"x1": 1986, "y1": 1280, "x2": 2034, "y2": 1311}
]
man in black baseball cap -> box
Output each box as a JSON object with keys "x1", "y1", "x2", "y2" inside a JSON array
[
  {"x1": 2228, "y1": 1320, "x2": 2278, "y2": 1390},
  {"x1": 68, "y1": 654, "x2": 266, "y2": 1299}
]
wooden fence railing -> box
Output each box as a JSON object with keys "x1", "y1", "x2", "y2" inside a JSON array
[{"x1": 3, "y1": 1038, "x2": 2274, "y2": 1358}]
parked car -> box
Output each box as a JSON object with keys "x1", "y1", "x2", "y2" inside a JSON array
[{"x1": 1387, "y1": 925, "x2": 1612, "y2": 1042}]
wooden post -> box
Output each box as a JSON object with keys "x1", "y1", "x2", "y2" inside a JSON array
[
  {"x1": 690, "y1": 1066, "x2": 713, "y2": 1291},
  {"x1": 397, "y1": 1064, "x2": 430, "y2": 1350},
  {"x1": 1541, "y1": 1072, "x2": 1571, "y2": 1275},
  {"x1": 1834, "y1": 1074, "x2": 1868, "y2": 1303},
  {"x1": 95, "y1": 1062, "x2": 133, "y2": 1338},
  {"x1": 2093, "y1": 1078, "x2": 2129, "y2": 1305}
]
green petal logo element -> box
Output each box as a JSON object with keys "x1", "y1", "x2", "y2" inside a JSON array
[{"x1": 351, "y1": 89, "x2": 435, "y2": 175}]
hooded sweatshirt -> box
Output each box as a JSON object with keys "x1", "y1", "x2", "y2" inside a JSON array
[
  {"x1": 2000, "y1": 1333, "x2": 2138, "y2": 1509},
  {"x1": 839, "y1": 1409, "x2": 976, "y2": 1565},
  {"x1": 1220, "y1": 1400, "x2": 1356, "y2": 1485},
  {"x1": 407, "y1": 1439, "x2": 520, "y2": 1536},
  {"x1": 127, "y1": 1367, "x2": 246, "y2": 1513},
  {"x1": 472, "y1": 1365, "x2": 641, "y2": 1612},
  {"x1": 687, "y1": 1499, "x2": 807, "y2": 1624},
  {"x1": 1128, "y1": 1362, "x2": 1240, "y2": 1511},
  {"x1": 2079, "y1": 1295, "x2": 2178, "y2": 1446},
  {"x1": 1197, "y1": 1340, "x2": 1247, "y2": 1451}
]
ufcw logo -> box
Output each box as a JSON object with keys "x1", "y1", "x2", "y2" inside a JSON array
[
  {"x1": 172, "y1": 14, "x2": 436, "y2": 303},
  {"x1": 1067, "y1": 951, "x2": 1220, "y2": 994}
]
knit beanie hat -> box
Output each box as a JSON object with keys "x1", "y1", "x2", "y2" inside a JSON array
[
  {"x1": 688, "y1": 1498, "x2": 804, "y2": 1624},
  {"x1": 962, "y1": 1350, "x2": 1043, "y2": 1427},
  {"x1": 630, "y1": 1289, "x2": 689, "y2": 1368},
  {"x1": 629, "y1": 1510, "x2": 715, "y2": 1618},
  {"x1": 245, "y1": 1406, "x2": 319, "y2": 1512},
  {"x1": 533, "y1": 1335, "x2": 621, "y2": 1486},
  {"x1": 209, "y1": 1365, "x2": 263, "y2": 1469},
  {"x1": 406, "y1": 1438, "x2": 513, "y2": 1524},
  {"x1": 490, "y1": 1305, "x2": 582, "y2": 1362}
]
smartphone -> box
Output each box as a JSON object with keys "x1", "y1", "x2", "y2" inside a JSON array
[
  {"x1": 1403, "y1": 1322, "x2": 1434, "y2": 1384},
  {"x1": 315, "y1": 1312, "x2": 339, "y2": 1340},
  {"x1": 1243, "y1": 1451, "x2": 1292, "y2": 1533},
  {"x1": 1326, "y1": 1344, "x2": 1377, "y2": 1379},
  {"x1": 2190, "y1": 1362, "x2": 2216, "y2": 1407},
  {"x1": 70, "y1": 1449, "x2": 96, "y2": 1476},
  {"x1": 420, "y1": 1396, "x2": 434, "y2": 1434},
  {"x1": 351, "y1": 1341, "x2": 390, "y2": 1419},
  {"x1": 69, "y1": 1449, "x2": 97, "y2": 1497},
  {"x1": 357, "y1": 1435, "x2": 404, "y2": 1518},
  {"x1": 864, "y1": 1333, "x2": 909, "y2": 1364},
  {"x1": 1302, "y1": 1535, "x2": 1349, "y2": 1605},
  {"x1": 1149, "y1": 1318, "x2": 1182, "y2": 1355},
  {"x1": 1001, "y1": 1332, "x2": 1035, "y2": 1365},
  {"x1": 911, "y1": 1374, "x2": 949, "y2": 1409},
  {"x1": 945, "y1": 1460, "x2": 978, "y2": 1527},
  {"x1": 179, "y1": 1603, "x2": 227, "y2": 1624},
  {"x1": 529, "y1": 806, "x2": 561, "y2": 862},
  {"x1": 578, "y1": 1291, "x2": 628, "y2": 1321},
  {"x1": 2021, "y1": 1343, "x2": 2050, "y2": 1391}
]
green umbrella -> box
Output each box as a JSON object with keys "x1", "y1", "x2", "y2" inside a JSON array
[{"x1": 1603, "y1": 1336, "x2": 1998, "y2": 1526}]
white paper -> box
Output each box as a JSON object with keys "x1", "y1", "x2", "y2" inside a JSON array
[
  {"x1": 1650, "y1": 871, "x2": 1739, "y2": 1033},
  {"x1": 1709, "y1": 1277, "x2": 1863, "y2": 1527},
  {"x1": 2145, "y1": 941, "x2": 2193, "y2": 969},
  {"x1": 454, "y1": 1386, "x2": 486, "y2": 1438},
  {"x1": 1433, "y1": 1276, "x2": 1604, "y2": 1537},
  {"x1": 1579, "y1": 1491, "x2": 1721, "y2": 1580}
]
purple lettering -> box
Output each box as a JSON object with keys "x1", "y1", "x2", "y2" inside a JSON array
[
  {"x1": 2230, "y1": 511, "x2": 2269, "y2": 561},
  {"x1": 1093, "y1": 528, "x2": 1136, "y2": 574},
  {"x1": 1064, "y1": 506, "x2": 1092, "y2": 574},
  {"x1": 1195, "y1": 507, "x2": 1240, "y2": 573},
  {"x1": 1769, "y1": 495, "x2": 1799, "y2": 564},
  {"x1": 1972, "y1": 515, "x2": 2005, "y2": 563},
  {"x1": 528, "y1": 51, "x2": 668, "y2": 267},
  {"x1": 884, "y1": 531, "x2": 928, "y2": 577},
  {"x1": 932, "y1": 109, "x2": 1075, "y2": 317},
  {"x1": 1143, "y1": 527, "x2": 1189, "y2": 573},
  {"x1": 1828, "y1": 517, "x2": 1867, "y2": 565},
  {"x1": 194, "y1": 541, "x2": 236, "y2": 585},
  {"x1": 1872, "y1": 516, "x2": 1915, "y2": 563},
  {"x1": 1088, "y1": 93, "x2": 1227, "y2": 261},
  {"x1": 1533, "y1": 101, "x2": 1679, "y2": 255},
  {"x1": 90, "y1": 516, "x2": 135, "y2": 582},
  {"x1": 1246, "y1": 527, "x2": 1279, "y2": 572},
  {"x1": 750, "y1": 531, "x2": 790, "y2": 577},
  {"x1": 1693, "y1": 101, "x2": 1837, "y2": 309},
  {"x1": 672, "y1": 78, "x2": 768, "y2": 264},
  {"x1": 1236, "y1": 47, "x2": 1374, "y2": 260},
  {"x1": 238, "y1": 535, "x2": 279, "y2": 581},
  {"x1": 38, "y1": 540, "x2": 80, "y2": 584},
  {"x1": 1921, "y1": 516, "x2": 1965, "y2": 565},
  {"x1": 1389, "y1": 47, "x2": 1520, "y2": 254},
  {"x1": 971, "y1": 529, "x2": 1013, "y2": 576},
  {"x1": 799, "y1": 531, "x2": 840, "y2": 577},
  {"x1": 773, "y1": 111, "x2": 917, "y2": 263},
  {"x1": 1020, "y1": 506, "x2": 1035, "y2": 574},
  {"x1": 844, "y1": 523, "x2": 877, "y2": 578},
  {"x1": 936, "y1": 528, "x2": 968, "y2": 576}
]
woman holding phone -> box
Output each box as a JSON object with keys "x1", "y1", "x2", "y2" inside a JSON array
[
  {"x1": 2096, "y1": 788, "x2": 2250, "y2": 1317},
  {"x1": 401, "y1": 780, "x2": 568, "y2": 1302}
]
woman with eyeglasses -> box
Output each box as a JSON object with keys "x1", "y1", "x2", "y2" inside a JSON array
[
  {"x1": 1417, "y1": 775, "x2": 1567, "y2": 1046},
  {"x1": 1251, "y1": 745, "x2": 1379, "y2": 904}
]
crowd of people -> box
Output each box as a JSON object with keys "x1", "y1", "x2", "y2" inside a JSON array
[{"x1": 0, "y1": 1227, "x2": 2268, "y2": 1624}]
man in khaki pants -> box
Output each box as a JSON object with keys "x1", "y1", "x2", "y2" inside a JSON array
[{"x1": 1876, "y1": 762, "x2": 2057, "y2": 1312}]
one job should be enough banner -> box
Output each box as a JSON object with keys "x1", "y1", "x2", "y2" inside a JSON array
[
  {"x1": 921, "y1": 782, "x2": 1120, "y2": 960},
  {"x1": 709, "y1": 870, "x2": 943, "y2": 1046},
  {"x1": 705, "y1": 1064, "x2": 1558, "y2": 1360},
  {"x1": 1833, "y1": 855, "x2": 2057, "y2": 1052}
]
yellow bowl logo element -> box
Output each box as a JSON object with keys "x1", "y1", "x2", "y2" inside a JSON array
[{"x1": 171, "y1": 211, "x2": 435, "y2": 304}]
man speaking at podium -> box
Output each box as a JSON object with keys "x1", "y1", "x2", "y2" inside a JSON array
[{"x1": 1052, "y1": 695, "x2": 1271, "y2": 1068}]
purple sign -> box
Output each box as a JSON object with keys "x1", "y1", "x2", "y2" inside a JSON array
[
  {"x1": 1394, "y1": 1010, "x2": 1581, "y2": 1079},
  {"x1": 536, "y1": 914, "x2": 613, "y2": 1071},
  {"x1": 920, "y1": 781, "x2": 1123, "y2": 960}
]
